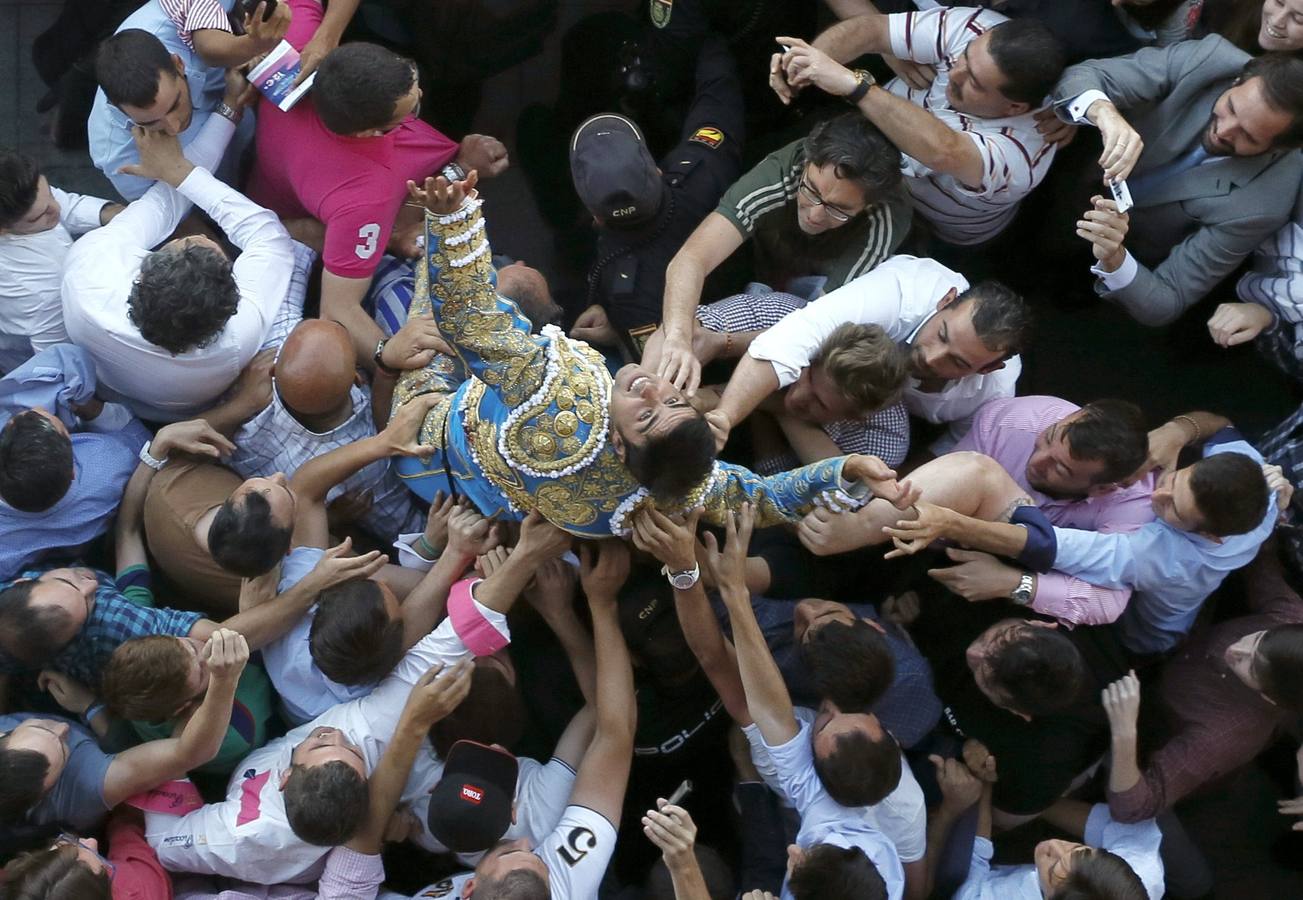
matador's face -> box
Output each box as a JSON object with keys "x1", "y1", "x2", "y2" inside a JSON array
[{"x1": 608, "y1": 364, "x2": 697, "y2": 449}]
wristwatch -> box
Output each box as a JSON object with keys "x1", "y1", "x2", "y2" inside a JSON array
[
  {"x1": 441, "y1": 161, "x2": 467, "y2": 183},
  {"x1": 844, "y1": 69, "x2": 875, "y2": 105},
  {"x1": 373, "y1": 338, "x2": 401, "y2": 377},
  {"x1": 1010, "y1": 572, "x2": 1035, "y2": 606},
  {"x1": 139, "y1": 441, "x2": 168, "y2": 471},
  {"x1": 215, "y1": 101, "x2": 242, "y2": 124},
  {"x1": 662, "y1": 563, "x2": 701, "y2": 590}
]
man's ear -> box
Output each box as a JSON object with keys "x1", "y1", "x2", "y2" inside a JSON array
[
  {"x1": 172, "y1": 54, "x2": 186, "y2": 78},
  {"x1": 936, "y1": 287, "x2": 959, "y2": 311},
  {"x1": 610, "y1": 428, "x2": 627, "y2": 462},
  {"x1": 1196, "y1": 530, "x2": 1224, "y2": 545},
  {"x1": 1004, "y1": 100, "x2": 1031, "y2": 118},
  {"x1": 976, "y1": 359, "x2": 1006, "y2": 375},
  {"x1": 278, "y1": 768, "x2": 291, "y2": 791},
  {"x1": 511, "y1": 800, "x2": 518, "y2": 825},
  {"x1": 1085, "y1": 482, "x2": 1119, "y2": 499}
]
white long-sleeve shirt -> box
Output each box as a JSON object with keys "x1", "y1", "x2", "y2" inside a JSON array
[
  {"x1": 62, "y1": 112, "x2": 294, "y2": 421},
  {"x1": 745, "y1": 255, "x2": 1021, "y2": 444},
  {"x1": 0, "y1": 187, "x2": 110, "y2": 364}
]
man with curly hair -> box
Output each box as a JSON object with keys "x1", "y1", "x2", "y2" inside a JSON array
[{"x1": 63, "y1": 84, "x2": 294, "y2": 422}]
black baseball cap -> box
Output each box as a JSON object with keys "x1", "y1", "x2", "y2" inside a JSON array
[
  {"x1": 570, "y1": 113, "x2": 662, "y2": 227},
  {"x1": 427, "y1": 740, "x2": 519, "y2": 853}
]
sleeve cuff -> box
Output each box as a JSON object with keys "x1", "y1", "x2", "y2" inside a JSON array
[
  {"x1": 1092, "y1": 250, "x2": 1139, "y2": 292},
  {"x1": 1064, "y1": 89, "x2": 1111, "y2": 124},
  {"x1": 1084, "y1": 802, "x2": 1111, "y2": 847},
  {"x1": 1011, "y1": 505, "x2": 1057, "y2": 573},
  {"x1": 176, "y1": 165, "x2": 230, "y2": 212},
  {"x1": 746, "y1": 343, "x2": 800, "y2": 389},
  {"x1": 393, "y1": 533, "x2": 436, "y2": 572},
  {"x1": 449, "y1": 578, "x2": 510, "y2": 655}
]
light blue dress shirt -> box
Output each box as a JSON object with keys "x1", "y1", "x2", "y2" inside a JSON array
[
  {"x1": 956, "y1": 803, "x2": 1164, "y2": 900},
  {"x1": 86, "y1": 0, "x2": 236, "y2": 199},
  {"x1": 259, "y1": 546, "x2": 373, "y2": 725},
  {"x1": 754, "y1": 719, "x2": 906, "y2": 900},
  {"x1": 1051, "y1": 436, "x2": 1277, "y2": 655}
]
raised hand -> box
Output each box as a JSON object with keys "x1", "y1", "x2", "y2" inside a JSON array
[
  {"x1": 1207, "y1": 302, "x2": 1274, "y2": 349},
  {"x1": 400, "y1": 659, "x2": 475, "y2": 728},
  {"x1": 203, "y1": 628, "x2": 251, "y2": 686},
  {"x1": 698, "y1": 503, "x2": 754, "y2": 593},
  {"x1": 151, "y1": 419, "x2": 237, "y2": 461},
  {"x1": 1101, "y1": 670, "x2": 1142, "y2": 740},
  {"x1": 579, "y1": 540, "x2": 631, "y2": 605},
  {"x1": 406, "y1": 171, "x2": 479, "y2": 216},
  {"x1": 1077, "y1": 195, "x2": 1130, "y2": 272},
  {"x1": 630, "y1": 506, "x2": 702, "y2": 573},
  {"x1": 303, "y1": 536, "x2": 388, "y2": 592}
]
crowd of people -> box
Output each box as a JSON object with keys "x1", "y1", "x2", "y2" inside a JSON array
[{"x1": 3, "y1": 0, "x2": 1303, "y2": 897}]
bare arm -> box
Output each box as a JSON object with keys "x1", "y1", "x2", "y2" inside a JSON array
[
  {"x1": 716, "y1": 353, "x2": 782, "y2": 432},
  {"x1": 824, "y1": 0, "x2": 878, "y2": 18},
  {"x1": 525, "y1": 560, "x2": 598, "y2": 704},
  {"x1": 810, "y1": 11, "x2": 892, "y2": 60},
  {"x1": 572, "y1": 542, "x2": 637, "y2": 824},
  {"x1": 322, "y1": 271, "x2": 385, "y2": 370},
  {"x1": 347, "y1": 661, "x2": 474, "y2": 854},
  {"x1": 117, "y1": 422, "x2": 238, "y2": 575},
  {"x1": 627, "y1": 507, "x2": 751, "y2": 725},
  {"x1": 102, "y1": 630, "x2": 248, "y2": 806},
  {"x1": 775, "y1": 415, "x2": 845, "y2": 466},
  {"x1": 852, "y1": 82, "x2": 985, "y2": 186},
  {"x1": 472, "y1": 512, "x2": 571, "y2": 615},
  {"x1": 707, "y1": 506, "x2": 798, "y2": 746}
]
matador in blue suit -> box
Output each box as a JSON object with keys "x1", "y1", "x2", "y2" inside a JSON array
[{"x1": 392, "y1": 181, "x2": 900, "y2": 537}]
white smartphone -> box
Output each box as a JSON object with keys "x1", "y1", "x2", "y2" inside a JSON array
[{"x1": 1108, "y1": 178, "x2": 1134, "y2": 214}]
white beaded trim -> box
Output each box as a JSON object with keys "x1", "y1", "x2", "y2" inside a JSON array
[
  {"x1": 444, "y1": 216, "x2": 485, "y2": 247},
  {"x1": 811, "y1": 487, "x2": 866, "y2": 514},
  {"x1": 449, "y1": 237, "x2": 490, "y2": 268},
  {"x1": 457, "y1": 387, "x2": 521, "y2": 515},
  {"x1": 497, "y1": 327, "x2": 612, "y2": 479},
  {"x1": 436, "y1": 196, "x2": 482, "y2": 224},
  {"x1": 610, "y1": 462, "x2": 722, "y2": 536}
]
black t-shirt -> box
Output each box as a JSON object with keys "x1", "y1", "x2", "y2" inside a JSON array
[{"x1": 917, "y1": 589, "x2": 1127, "y2": 815}]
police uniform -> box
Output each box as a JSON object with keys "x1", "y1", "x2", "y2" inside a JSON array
[{"x1": 585, "y1": 36, "x2": 744, "y2": 360}]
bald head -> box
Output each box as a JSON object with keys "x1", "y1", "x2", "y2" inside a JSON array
[
  {"x1": 276, "y1": 320, "x2": 357, "y2": 416},
  {"x1": 498, "y1": 262, "x2": 561, "y2": 332}
]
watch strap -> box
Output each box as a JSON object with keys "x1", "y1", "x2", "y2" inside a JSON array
[
  {"x1": 661, "y1": 562, "x2": 701, "y2": 589},
  {"x1": 139, "y1": 442, "x2": 168, "y2": 471},
  {"x1": 844, "y1": 69, "x2": 874, "y2": 105},
  {"x1": 373, "y1": 338, "x2": 401, "y2": 377}
]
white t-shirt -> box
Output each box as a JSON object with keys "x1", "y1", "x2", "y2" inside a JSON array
[
  {"x1": 146, "y1": 609, "x2": 509, "y2": 884},
  {"x1": 745, "y1": 255, "x2": 1020, "y2": 437},
  {"x1": 409, "y1": 804, "x2": 619, "y2": 900},
  {"x1": 0, "y1": 187, "x2": 108, "y2": 365},
  {"x1": 745, "y1": 707, "x2": 926, "y2": 864},
  {"x1": 886, "y1": 7, "x2": 1056, "y2": 245}
]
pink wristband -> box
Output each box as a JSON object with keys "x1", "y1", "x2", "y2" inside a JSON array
[{"x1": 448, "y1": 577, "x2": 509, "y2": 655}]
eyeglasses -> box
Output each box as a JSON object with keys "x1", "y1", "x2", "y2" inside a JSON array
[
  {"x1": 797, "y1": 175, "x2": 855, "y2": 223},
  {"x1": 55, "y1": 833, "x2": 116, "y2": 882}
]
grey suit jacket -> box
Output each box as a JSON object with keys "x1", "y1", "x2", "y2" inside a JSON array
[{"x1": 1052, "y1": 35, "x2": 1303, "y2": 326}]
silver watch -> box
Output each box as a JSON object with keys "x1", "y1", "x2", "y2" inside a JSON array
[
  {"x1": 661, "y1": 563, "x2": 700, "y2": 590},
  {"x1": 1010, "y1": 572, "x2": 1035, "y2": 606},
  {"x1": 441, "y1": 161, "x2": 467, "y2": 182}
]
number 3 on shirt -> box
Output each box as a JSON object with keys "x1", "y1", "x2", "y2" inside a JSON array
[{"x1": 355, "y1": 223, "x2": 381, "y2": 259}]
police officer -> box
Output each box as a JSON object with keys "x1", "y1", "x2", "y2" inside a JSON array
[{"x1": 568, "y1": 36, "x2": 744, "y2": 361}]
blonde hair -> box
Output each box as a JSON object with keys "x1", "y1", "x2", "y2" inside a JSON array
[{"x1": 815, "y1": 323, "x2": 909, "y2": 414}]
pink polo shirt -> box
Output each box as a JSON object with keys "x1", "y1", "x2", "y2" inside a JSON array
[
  {"x1": 245, "y1": 0, "x2": 458, "y2": 279},
  {"x1": 954, "y1": 395, "x2": 1157, "y2": 626}
]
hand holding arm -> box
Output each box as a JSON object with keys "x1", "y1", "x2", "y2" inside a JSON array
[
  {"x1": 1123, "y1": 411, "x2": 1231, "y2": 484},
  {"x1": 201, "y1": 348, "x2": 276, "y2": 436}
]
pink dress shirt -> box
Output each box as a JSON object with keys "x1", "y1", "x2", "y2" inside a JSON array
[{"x1": 954, "y1": 395, "x2": 1157, "y2": 625}]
